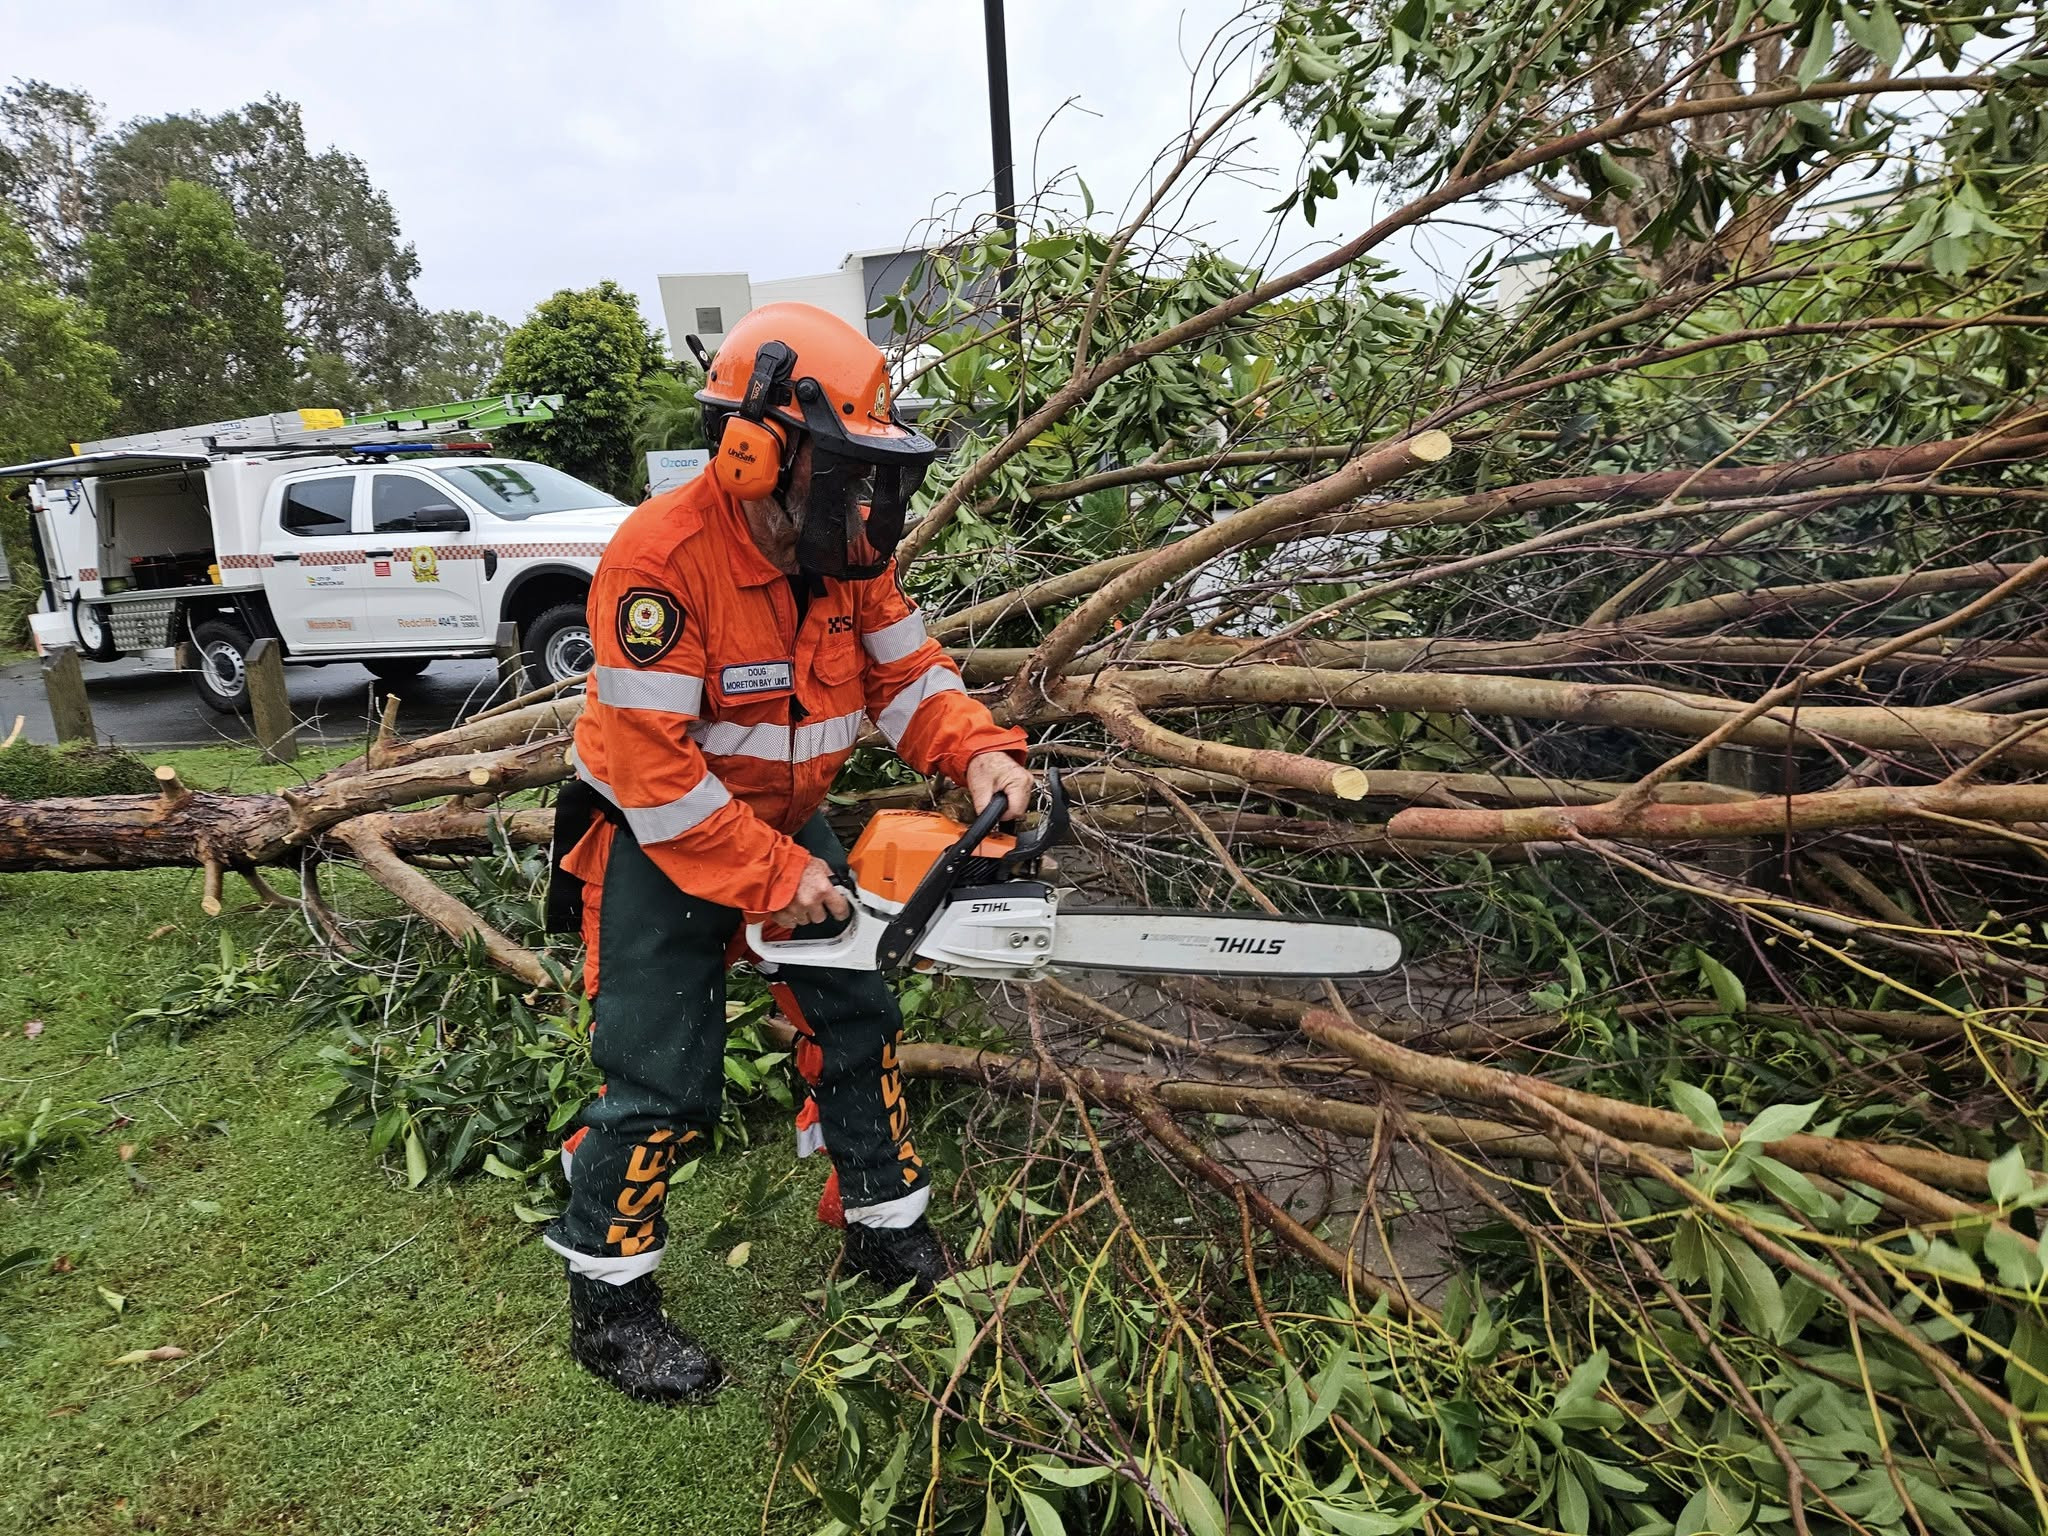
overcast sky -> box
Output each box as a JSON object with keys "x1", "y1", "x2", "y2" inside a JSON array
[{"x1": 4, "y1": 1, "x2": 1520, "y2": 345}]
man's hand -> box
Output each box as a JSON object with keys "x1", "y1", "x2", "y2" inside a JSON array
[
  {"x1": 768, "y1": 857, "x2": 853, "y2": 930},
  {"x1": 965, "y1": 751, "x2": 1034, "y2": 820}
]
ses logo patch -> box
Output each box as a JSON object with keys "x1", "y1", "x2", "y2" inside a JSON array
[{"x1": 616, "y1": 588, "x2": 684, "y2": 666}]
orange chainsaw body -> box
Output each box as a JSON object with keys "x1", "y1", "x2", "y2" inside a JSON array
[{"x1": 847, "y1": 811, "x2": 1017, "y2": 907}]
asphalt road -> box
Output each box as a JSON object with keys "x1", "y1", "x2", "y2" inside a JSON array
[{"x1": 0, "y1": 652, "x2": 517, "y2": 751}]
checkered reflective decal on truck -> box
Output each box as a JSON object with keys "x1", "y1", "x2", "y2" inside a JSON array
[{"x1": 203, "y1": 542, "x2": 611, "y2": 571}]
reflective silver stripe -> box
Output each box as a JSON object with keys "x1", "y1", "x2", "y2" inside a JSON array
[
  {"x1": 688, "y1": 709, "x2": 865, "y2": 763},
  {"x1": 688, "y1": 720, "x2": 785, "y2": 758},
  {"x1": 843, "y1": 1183, "x2": 931, "y2": 1230},
  {"x1": 577, "y1": 759, "x2": 731, "y2": 844},
  {"x1": 861, "y1": 610, "x2": 927, "y2": 666},
  {"x1": 543, "y1": 1232, "x2": 664, "y2": 1284},
  {"x1": 592, "y1": 665, "x2": 703, "y2": 716},
  {"x1": 875, "y1": 665, "x2": 965, "y2": 746},
  {"x1": 796, "y1": 709, "x2": 866, "y2": 759}
]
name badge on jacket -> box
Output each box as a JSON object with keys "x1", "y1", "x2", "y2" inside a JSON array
[{"x1": 720, "y1": 660, "x2": 795, "y2": 698}]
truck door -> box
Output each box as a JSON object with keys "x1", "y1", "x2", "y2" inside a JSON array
[
  {"x1": 262, "y1": 473, "x2": 370, "y2": 651},
  {"x1": 360, "y1": 471, "x2": 487, "y2": 649}
]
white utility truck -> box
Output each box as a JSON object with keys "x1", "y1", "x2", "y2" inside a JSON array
[{"x1": 1, "y1": 402, "x2": 630, "y2": 713}]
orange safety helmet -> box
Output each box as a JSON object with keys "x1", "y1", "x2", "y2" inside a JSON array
[{"x1": 693, "y1": 303, "x2": 937, "y2": 579}]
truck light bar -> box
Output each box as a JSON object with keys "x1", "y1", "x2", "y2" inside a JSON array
[{"x1": 348, "y1": 440, "x2": 494, "y2": 457}]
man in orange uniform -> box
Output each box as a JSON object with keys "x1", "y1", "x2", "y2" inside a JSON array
[{"x1": 544, "y1": 303, "x2": 1031, "y2": 1403}]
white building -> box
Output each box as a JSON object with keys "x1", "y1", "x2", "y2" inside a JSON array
[{"x1": 658, "y1": 247, "x2": 939, "y2": 352}]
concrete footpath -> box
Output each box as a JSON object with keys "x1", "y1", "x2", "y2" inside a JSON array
[{"x1": 0, "y1": 653, "x2": 509, "y2": 751}]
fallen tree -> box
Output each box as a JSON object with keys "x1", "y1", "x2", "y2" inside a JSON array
[{"x1": 8, "y1": 2, "x2": 2048, "y2": 1529}]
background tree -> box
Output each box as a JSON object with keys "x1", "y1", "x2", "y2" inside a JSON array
[
  {"x1": 0, "y1": 79, "x2": 99, "y2": 289},
  {"x1": 489, "y1": 280, "x2": 666, "y2": 495},
  {"x1": 86, "y1": 181, "x2": 294, "y2": 432},
  {"x1": 630, "y1": 361, "x2": 709, "y2": 472},
  {"x1": 0, "y1": 209, "x2": 114, "y2": 463},
  {"x1": 88, "y1": 94, "x2": 427, "y2": 399},
  {"x1": 395, "y1": 308, "x2": 511, "y2": 405},
  {"x1": 0, "y1": 205, "x2": 114, "y2": 644}
]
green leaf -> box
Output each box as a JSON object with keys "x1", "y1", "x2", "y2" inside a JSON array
[
  {"x1": 1306, "y1": 1503, "x2": 1421, "y2": 1536},
  {"x1": 1676, "y1": 1479, "x2": 1754, "y2": 1535},
  {"x1": 1797, "y1": 12, "x2": 1834, "y2": 87},
  {"x1": 403, "y1": 1127, "x2": 428, "y2": 1189},
  {"x1": 1865, "y1": 0, "x2": 1904, "y2": 68},
  {"x1": 2009, "y1": 1313, "x2": 2048, "y2": 1413},
  {"x1": 1697, "y1": 952, "x2": 1746, "y2": 1014},
  {"x1": 1987, "y1": 1146, "x2": 2033, "y2": 1206},
  {"x1": 1555, "y1": 1464, "x2": 1590, "y2": 1534},
  {"x1": 1738, "y1": 1101, "x2": 1819, "y2": 1146},
  {"x1": 1166, "y1": 1464, "x2": 1227, "y2": 1536},
  {"x1": 1289, "y1": 1348, "x2": 1354, "y2": 1448},
  {"x1": 1752, "y1": 1156, "x2": 1829, "y2": 1218},
  {"x1": 1594, "y1": 149, "x2": 1643, "y2": 197},
  {"x1": 1669, "y1": 1081, "x2": 1726, "y2": 1140},
  {"x1": 1448, "y1": 1470, "x2": 1507, "y2": 1499},
  {"x1": 1912, "y1": 1236, "x2": 1982, "y2": 1285},
  {"x1": 1984, "y1": 1224, "x2": 2044, "y2": 1290},
  {"x1": 1016, "y1": 1488, "x2": 1065, "y2": 1536},
  {"x1": 1030, "y1": 1464, "x2": 1111, "y2": 1488},
  {"x1": 481, "y1": 1152, "x2": 525, "y2": 1180},
  {"x1": 1584, "y1": 1458, "x2": 1649, "y2": 1494},
  {"x1": 1558, "y1": 1347, "x2": 1610, "y2": 1408},
  {"x1": 1722, "y1": 1239, "x2": 1786, "y2": 1340}
]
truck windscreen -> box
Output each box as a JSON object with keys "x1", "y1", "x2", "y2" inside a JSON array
[{"x1": 433, "y1": 462, "x2": 625, "y2": 520}]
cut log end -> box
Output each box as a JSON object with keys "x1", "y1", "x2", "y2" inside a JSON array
[
  {"x1": 1409, "y1": 430, "x2": 1454, "y2": 464},
  {"x1": 466, "y1": 767, "x2": 492, "y2": 787},
  {"x1": 153, "y1": 765, "x2": 187, "y2": 805},
  {"x1": 1330, "y1": 767, "x2": 1370, "y2": 801}
]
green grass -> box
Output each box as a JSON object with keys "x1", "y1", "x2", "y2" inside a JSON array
[{"x1": 0, "y1": 750, "x2": 832, "y2": 1535}]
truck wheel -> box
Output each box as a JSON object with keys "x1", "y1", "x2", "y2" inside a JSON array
[
  {"x1": 71, "y1": 595, "x2": 121, "y2": 662},
  {"x1": 523, "y1": 602, "x2": 595, "y2": 686},
  {"x1": 191, "y1": 620, "x2": 254, "y2": 715},
  {"x1": 365, "y1": 658, "x2": 431, "y2": 684}
]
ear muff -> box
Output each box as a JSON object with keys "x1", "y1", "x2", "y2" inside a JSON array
[
  {"x1": 712, "y1": 338, "x2": 800, "y2": 499},
  {"x1": 713, "y1": 415, "x2": 787, "y2": 498}
]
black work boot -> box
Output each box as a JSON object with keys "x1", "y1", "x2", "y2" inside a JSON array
[
  {"x1": 842, "y1": 1216, "x2": 952, "y2": 1296},
  {"x1": 566, "y1": 1272, "x2": 723, "y2": 1403}
]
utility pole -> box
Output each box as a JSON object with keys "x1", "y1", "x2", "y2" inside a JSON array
[{"x1": 983, "y1": 0, "x2": 1018, "y2": 301}]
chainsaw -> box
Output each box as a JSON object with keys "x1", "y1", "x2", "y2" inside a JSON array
[{"x1": 747, "y1": 770, "x2": 1402, "y2": 980}]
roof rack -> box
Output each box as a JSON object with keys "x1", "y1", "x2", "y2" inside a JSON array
[{"x1": 75, "y1": 394, "x2": 561, "y2": 460}]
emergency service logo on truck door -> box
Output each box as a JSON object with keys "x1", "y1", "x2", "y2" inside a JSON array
[{"x1": 617, "y1": 588, "x2": 684, "y2": 666}]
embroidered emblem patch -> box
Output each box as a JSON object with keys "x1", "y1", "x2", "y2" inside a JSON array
[{"x1": 616, "y1": 588, "x2": 684, "y2": 666}]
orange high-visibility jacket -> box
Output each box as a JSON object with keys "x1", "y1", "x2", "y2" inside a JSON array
[{"x1": 569, "y1": 472, "x2": 1027, "y2": 916}]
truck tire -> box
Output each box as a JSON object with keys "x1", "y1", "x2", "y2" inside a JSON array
[
  {"x1": 523, "y1": 601, "x2": 595, "y2": 686},
  {"x1": 71, "y1": 594, "x2": 121, "y2": 662},
  {"x1": 191, "y1": 620, "x2": 254, "y2": 715},
  {"x1": 365, "y1": 658, "x2": 431, "y2": 684}
]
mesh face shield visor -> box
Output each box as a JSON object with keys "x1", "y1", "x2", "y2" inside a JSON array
[{"x1": 789, "y1": 378, "x2": 936, "y2": 581}]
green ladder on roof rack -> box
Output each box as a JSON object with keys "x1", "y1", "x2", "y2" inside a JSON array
[{"x1": 347, "y1": 392, "x2": 561, "y2": 433}]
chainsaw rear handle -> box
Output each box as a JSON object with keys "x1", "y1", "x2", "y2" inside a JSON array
[
  {"x1": 746, "y1": 904, "x2": 883, "y2": 970},
  {"x1": 745, "y1": 874, "x2": 876, "y2": 969}
]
